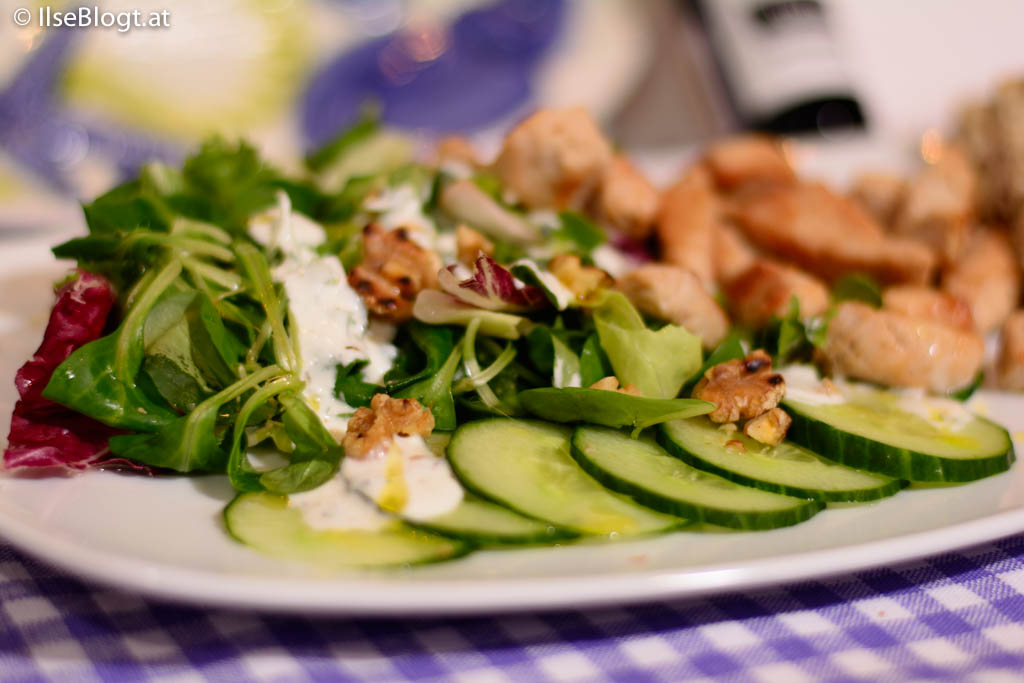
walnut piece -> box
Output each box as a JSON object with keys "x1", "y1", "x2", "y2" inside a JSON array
[
  {"x1": 589, "y1": 376, "x2": 642, "y2": 396},
  {"x1": 692, "y1": 350, "x2": 785, "y2": 423},
  {"x1": 549, "y1": 253, "x2": 612, "y2": 302},
  {"x1": 349, "y1": 223, "x2": 442, "y2": 322},
  {"x1": 743, "y1": 407, "x2": 792, "y2": 446},
  {"x1": 342, "y1": 394, "x2": 435, "y2": 459}
]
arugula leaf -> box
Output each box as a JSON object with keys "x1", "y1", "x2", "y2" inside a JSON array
[
  {"x1": 592, "y1": 292, "x2": 701, "y2": 399},
  {"x1": 519, "y1": 388, "x2": 714, "y2": 437},
  {"x1": 257, "y1": 393, "x2": 343, "y2": 493},
  {"x1": 43, "y1": 260, "x2": 183, "y2": 431},
  {"x1": 552, "y1": 211, "x2": 606, "y2": 254},
  {"x1": 382, "y1": 322, "x2": 456, "y2": 392},
  {"x1": 526, "y1": 326, "x2": 582, "y2": 388},
  {"x1": 259, "y1": 460, "x2": 337, "y2": 495},
  {"x1": 147, "y1": 290, "x2": 242, "y2": 378},
  {"x1": 579, "y1": 333, "x2": 613, "y2": 387},
  {"x1": 395, "y1": 345, "x2": 462, "y2": 431},
  {"x1": 762, "y1": 298, "x2": 832, "y2": 365},
  {"x1": 832, "y1": 273, "x2": 883, "y2": 307},
  {"x1": 334, "y1": 360, "x2": 378, "y2": 408},
  {"x1": 108, "y1": 364, "x2": 285, "y2": 473},
  {"x1": 180, "y1": 138, "x2": 280, "y2": 234},
  {"x1": 81, "y1": 180, "x2": 172, "y2": 236},
  {"x1": 236, "y1": 244, "x2": 297, "y2": 372},
  {"x1": 141, "y1": 354, "x2": 206, "y2": 414},
  {"x1": 306, "y1": 111, "x2": 379, "y2": 172},
  {"x1": 227, "y1": 377, "x2": 303, "y2": 492}
]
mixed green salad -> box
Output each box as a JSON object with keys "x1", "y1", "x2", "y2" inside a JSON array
[{"x1": 4, "y1": 112, "x2": 1016, "y2": 569}]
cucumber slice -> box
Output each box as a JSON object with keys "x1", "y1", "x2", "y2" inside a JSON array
[
  {"x1": 448, "y1": 419, "x2": 679, "y2": 536},
  {"x1": 572, "y1": 426, "x2": 822, "y2": 530},
  {"x1": 411, "y1": 497, "x2": 572, "y2": 545},
  {"x1": 658, "y1": 418, "x2": 902, "y2": 502},
  {"x1": 784, "y1": 390, "x2": 1015, "y2": 482},
  {"x1": 224, "y1": 492, "x2": 468, "y2": 568}
]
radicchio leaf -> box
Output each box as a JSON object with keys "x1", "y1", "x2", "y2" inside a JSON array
[
  {"x1": 3, "y1": 270, "x2": 148, "y2": 473},
  {"x1": 438, "y1": 253, "x2": 548, "y2": 312}
]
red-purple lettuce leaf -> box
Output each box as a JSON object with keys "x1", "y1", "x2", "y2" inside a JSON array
[
  {"x1": 3, "y1": 270, "x2": 149, "y2": 473},
  {"x1": 438, "y1": 253, "x2": 548, "y2": 312}
]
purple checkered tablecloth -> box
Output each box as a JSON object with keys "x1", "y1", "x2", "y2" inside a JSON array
[{"x1": 3, "y1": 537, "x2": 1024, "y2": 681}]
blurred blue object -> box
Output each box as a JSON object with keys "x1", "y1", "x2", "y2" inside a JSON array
[
  {"x1": 0, "y1": 29, "x2": 179, "y2": 196},
  {"x1": 302, "y1": 0, "x2": 565, "y2": 147}
]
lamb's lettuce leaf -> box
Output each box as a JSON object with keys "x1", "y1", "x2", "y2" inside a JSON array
[{"x1": 592, "y1": 292, "x2": 701, "y2": 399}]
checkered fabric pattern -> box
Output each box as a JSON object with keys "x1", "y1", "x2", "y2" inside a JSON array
[{"x1": 3, "y1": 538, "x2": 1024, "y2": 682}]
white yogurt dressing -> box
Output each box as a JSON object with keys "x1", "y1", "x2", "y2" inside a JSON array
[
  {"x1": 780, "y1": 365, "x2": 847, "y2": 406},
  {"x1": 249, "y1": 193, "x2": 398, "y2": 439},
  {"x1": 341, "y1": 434, "x2": 464, "y2": 521},
  {"x1": 362, "y1": 184, "x2": 437, "y2": 251},
  {"x1": 286, "y1": 476, "x2": 391, "y2": 531},
  {"x1": 896, "y1": 389, "x2": 974, "y2": 432},
  {"x1": 248, "y1": 193, "x2": 463, "y2": 529}
]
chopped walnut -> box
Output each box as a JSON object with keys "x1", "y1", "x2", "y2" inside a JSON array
[
  {"x1": 692, "y1": 350, "x2": 785, "y2": 423},
  {"x1": 725, "y1": 440, "x2": 746, "y2": 453},
  {"x1": 743, "y1": 408, "x2": 792, "y2": 446},
  {"x1": 348, "y1": 224, "x2": 442, "y2": 322},
  {"x1": 342, "y1": 394, "x2": 435, "y2": 459},
  {"x1": 589, "y1": 376, "x2": 642, "y2": 396},
  {"x1": 549, "y1": 253, "x2": 612, "y2": 301},
  {"x1": 455, "y1": 224, "x2": 494, "y2": 266}
]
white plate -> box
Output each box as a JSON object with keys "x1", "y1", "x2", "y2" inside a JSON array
[{"x1": 2, "y1": 226, "x2": 1023, "y2": 617}]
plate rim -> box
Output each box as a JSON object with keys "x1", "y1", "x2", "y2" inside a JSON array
[{"x1": 0, "y1": 482, "x2": 1022, "y2": 616}]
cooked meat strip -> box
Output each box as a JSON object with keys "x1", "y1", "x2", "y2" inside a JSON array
[
  {"x1": 881, "y1": 286, "x2": 975, "y2": 331},
  {"x1": 655, "y1": 164, "x2": 718, "y2": 291},
  {"x1": 850, "y1": 171, "x2": 907, "y2": 228},
  {"x1": 724, "y1": 260, "x2": 829, "y2": 329},
  {"x1": 942, "y1": 228, "x2": 1021, "y2": 334},
  {"x1": 822, "y1": 301, "x2": 984, "y2": 394},
  {"x1": 492, "y1": 107, "x2": 612, "y2": 209},
  {"x1": 731, "y1": 182, "x2": 936, "y2": 285},
  {"x1": 893, "y1": 146, "x2": 976, "y2": 263},
  {"x1": 713, "y1": 224, "x2": 759, "y2": 285},
  {"x1": 615, "y1": 264, "x2": 729, "y2": 349},
  {"x1": 995, "y1": 310, "x2": 1024, "y2": 391},
  {"x1": 704, "y1": 136, "x2": 796, "y2": 190},
  {"x1": 593, "y1": 155, "x2": 659, "y2": 240}
]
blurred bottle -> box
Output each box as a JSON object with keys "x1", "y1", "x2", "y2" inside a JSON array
[{"x1": 694, "y1": 0, "x2": 865, "y2": 134}]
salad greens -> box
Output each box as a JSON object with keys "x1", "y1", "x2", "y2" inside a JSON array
[
  {"x1": 3, "y1": 112, "x2": 1017, "y2": 571},
  {"x1": 18, "y1": 132, "x2": 708, "y2": 496}
]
